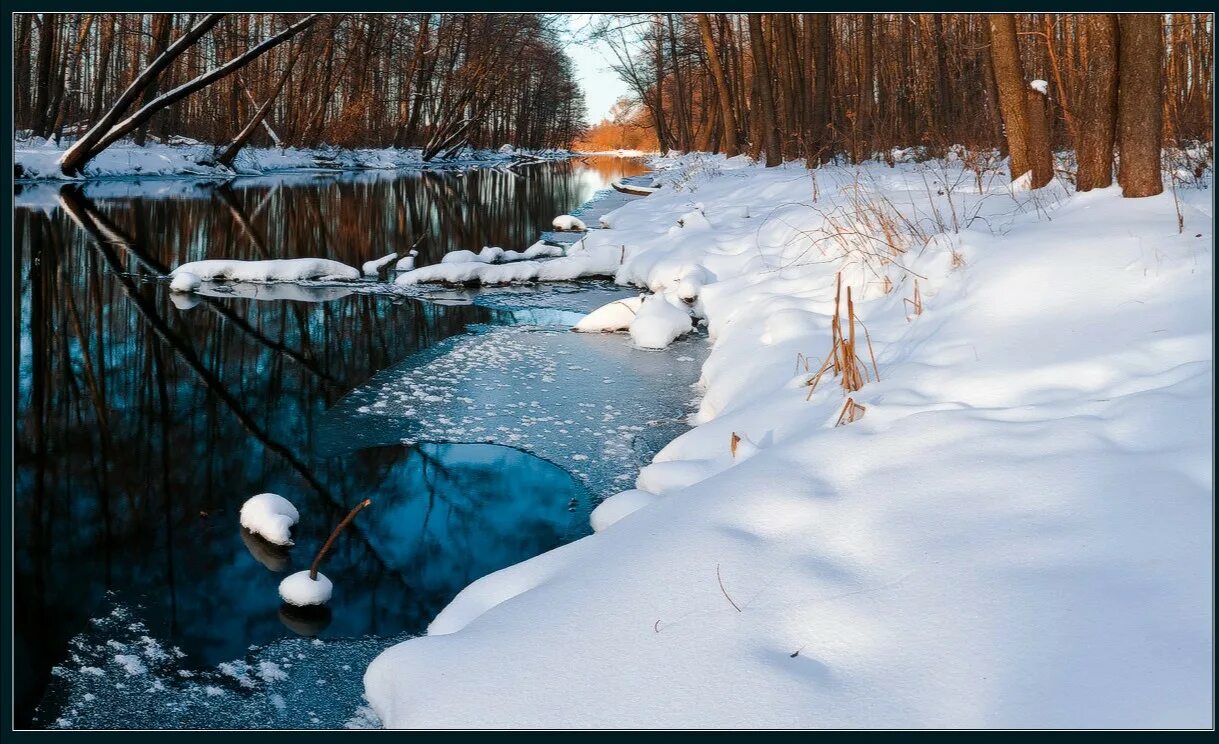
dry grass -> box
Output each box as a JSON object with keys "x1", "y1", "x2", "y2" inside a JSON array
[
  {"x1": 903, "y1": 278, "x2": 923, "y2": 320},
  {"x1": 805, "y1": 273, "x2": 880, "y2": 399},
  {"x1": 835, "y1": 397, "x2": 867, "y2": 426}
]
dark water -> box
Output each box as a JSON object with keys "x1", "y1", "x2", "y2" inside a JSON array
[{"x1": 12, "y1": 156, "x2": 653, "y2": 727}]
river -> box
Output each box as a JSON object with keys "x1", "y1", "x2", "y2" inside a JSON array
[{"x1": 12, "y1": 156, "x2": 707, "y2": 728}]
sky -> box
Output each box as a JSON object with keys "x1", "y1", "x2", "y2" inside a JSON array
[{"x1": 563, "y1": 14, "x2": 634, "y2": 123}]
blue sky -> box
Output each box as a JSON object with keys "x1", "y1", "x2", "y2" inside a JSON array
[{"x1": 563, "y1": 14, "x2": 633, "y2": 123}]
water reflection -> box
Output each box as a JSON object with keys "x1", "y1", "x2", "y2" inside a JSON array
[{"x1": 13, "y1": 156, "x2": 644, "y2": 727}]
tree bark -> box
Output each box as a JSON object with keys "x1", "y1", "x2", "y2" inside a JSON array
[
  {"x1": 698, "y1": 14, "x2": 739, "y2": 157},
  {"x1": 1075, "y1": 14, "x2": 1119, "y2": 191},
  {"x1": 1117, "y1": 14, "x2": 1164, "y2": 198},
  {"x1": 748, "y1": 14, "x2": 782, "y2": 166},
  {"x1": 988, "y1": 14, "x2": 1033, "y2": 183},
  {"x1": 1026, "y1": 88, "x2": 1054, "y2": 188}
]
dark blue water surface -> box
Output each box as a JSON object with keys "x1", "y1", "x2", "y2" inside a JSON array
[{"x1": 11, "y1": 157, "x2": 710, "y2": 729}]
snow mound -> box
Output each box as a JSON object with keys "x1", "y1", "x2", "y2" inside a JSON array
[
  {"x1": 573, "y1": 296, "x2": 643, "y2": 333},
  {"x1": 552, "y1": 215, "x2": 587, "y2": 231},
  {"x1": 171, "y1": 259, "x2": 360, "y2": 283},
  {"x1": 590, "y1": 489, "x2": 659, "y2": 532},
  {"x1": 169, "y1": 272, "x2": 202, "y2": 293},
  {"x1": 395, "y1": 250, "x2": 419, "y2": 272},
  {"x1": 1030, "y1": 79, "x2": 1049, "y2": 95},
  {"x1": 628, "y1": 294, "x2": 693, "y2": 350},
  {"x1": 239, "y1": 493, "x2": 300, "y2": 547},
  {"x1": 279, "y1": 571, "x2": 333, "y2": 607},
  {"x1": 362, "y1": 253, "x2": 399, "y2": 277}
]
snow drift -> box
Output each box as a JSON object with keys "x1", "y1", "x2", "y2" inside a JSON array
[{"x1": 364, "y1": 153, "x2": 1213, "y2": 728}]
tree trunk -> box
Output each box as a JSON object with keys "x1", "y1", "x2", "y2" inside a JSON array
[
  {"x1": 854, "y1": 14, "x2": 875, "y2": 163},
  {"x1": 988, "y1": 14, "x2": 1033, "y2": 183},
  {"x1": 1076, "y1": 14, "x2": 1119, "y2": 191},
  {"x1": 807, "y1": 14, "x2": 833, "y2": 165},
  {"x1": 698, "y1": 14, "x2": 739, "y2": 157},
  {"x1": 748, "y1": 14, "x2": 782, "y2": 166},
  {"x1": 32, "y1": 14, "x2": 58, "y2": 137},
  {"x1": 1117, "y1": 14, "x2": 1164, "y2": 198},
  {"x1": 216, "y1": 44, "x2": 302, "y2": 167},
  {"x1": 1026, "y1": 88, "x2": 1054, "y2": 188},
  {"x1": 62, "y1": 14, "x2": 315, "y2": 175},
  {"x1": 59, "y1": 13, "x2": 224, "y2": 175}
]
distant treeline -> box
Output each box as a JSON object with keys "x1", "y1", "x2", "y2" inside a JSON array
[{"x1": 13, "y1": 13, "x2": 587, "y2": 155}]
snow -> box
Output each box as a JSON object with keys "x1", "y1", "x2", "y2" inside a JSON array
[
  {"x1": 14, "y1": 135, "x2": 576, "y2": 181},
  {"x1": 552, "y1": 215, "x2": 587, "y2": 232},
  {"x1": 169, "y1": 272, "x2": 202, "y2": 293},
  {"x1": 628, "y1": 294, "x2": 693, "y2": 350},
  {"x1": 589, "y1": 489, "x2": 659, "y2": 532},
  {"x1": 170, "y1": 258, "x2": 360, "y2": 283},
  {"x1": 239, "y1": 493, "x2": 300, "y2": 547},
  {"x1": 395, "y1": 250, "x2": 419, "y2": 272},
  {"x1": 1030, "y1": 79, "x2": 1049, "y2": 95},
  {"x1": 279, "y1": 571, "x2": 333, "y2": 607},
  {"x1": 364, "y1": 152, "x2": 1213, "y2": 728},
  {"x1": 361, "y1": 253, "x2": 400, "y2": 277},
  {"x1": 572, "y1": 295, "x2": 643, "y2": 333}
]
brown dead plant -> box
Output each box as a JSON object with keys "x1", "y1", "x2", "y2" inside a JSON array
[{"x1": 805, "y1": 273, "x2": 880, "y2": 399}]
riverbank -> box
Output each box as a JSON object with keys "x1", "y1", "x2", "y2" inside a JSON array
[
  {"x1": 13, "y1": 136, "x2": 578, "y2": 181},
  {"x1": 365, "y1": 153, "x2": 1214, "y2": 727}
]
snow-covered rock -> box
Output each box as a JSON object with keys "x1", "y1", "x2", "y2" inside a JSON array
[
  {"x1": 628, "y1": 294, "x2": 693, "y2": 350},
  {"x1": 170, "y1": 258, "x2": 360, "y2": 283},
  {"x1": 239, "y1": 493, "x2": 300, "y2": 547},
  {"x1": 573, "y1": 296, "x2": 644, "y2": 333},
  {"x1": 589, "y1": 489, "x2": 659, "y2": 532},
  {"x1": 169, "y1": 271, "x2": 202, "y2": 293},
  {"x1": 551, "y1": 215, "x2": 587, "y2": 232},
  {"x1": 279, "y1": 571, "x2": 333, "y2": 607}
]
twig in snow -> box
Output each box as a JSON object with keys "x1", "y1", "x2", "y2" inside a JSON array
[{"x1": 716, "y1": 563, "x2": 742, "y2": 613}]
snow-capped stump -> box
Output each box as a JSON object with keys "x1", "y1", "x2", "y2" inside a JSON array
[
  {"x1": 169, "y1": 271, "x2": 202, "y2": 293},
  {"x1": 395, "y1": 250, "x2": 419, "y2": 272},
  {"x1": 239, "y1": 493, "x2": 300, "y2": 547},
  {"x1": 552, "y1": 215, "x2": 587, "y2": 232},
  {"x1": 629, "y1": 294, "x2": 694, "y2": 350},
  {"x1": 573, "y1": 295, "x2": 644, "y2": 333},
  {"x1": 170, "y1": 258, "x2": 361, "y2": 283},
  {"x1": 278, "y1": 498, "x2": 372, "y2": 607},
  {"x1": 279, "y1": 570, "x2": 333, "y2": 607}
]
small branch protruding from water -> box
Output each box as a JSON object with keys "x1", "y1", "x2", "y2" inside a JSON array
[{"x1": 310, "y1": 499, "x2": 372, "y2": 580}]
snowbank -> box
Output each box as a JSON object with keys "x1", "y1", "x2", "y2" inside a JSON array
[
  {"x1": 628, "y1": 294, "x2": 693, "y2": 350},
  {"x1": 396, "y1": 241, "x2": 617, "y2": 286},
  {"x1": 366, "y1": 153, "x2": 1213, "y2": 728},
  {"x1": 169, "y1": 272, "x2": 202, "y2": 293},
  {"x1": 572, "y1": 295, "x2": 643, "y2": 333},
  {"x1": 170, "y1": 258, "x2": 360, "y2": 283},
  {"x1": 552, "y1": 215, "x2": 587, "y2": 231},
  {"x1": 14, "y1": 136, "x2": 575, "y2": 181}
]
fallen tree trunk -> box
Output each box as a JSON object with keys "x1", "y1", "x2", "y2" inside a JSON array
[
  {"x1": 59, "y1": 14, "x2": 317, "y2": 176},
  {"x1": 59, "y1": 14, "x2": 224, "y2": 175}
]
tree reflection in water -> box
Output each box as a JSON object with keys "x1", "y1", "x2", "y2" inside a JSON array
[{"x1": 13, "y1": 157, "x2": 643, "y2": 727}]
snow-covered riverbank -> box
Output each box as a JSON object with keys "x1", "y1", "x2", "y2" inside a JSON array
[
  {"x1": 365, "y1": 152, "x2": 1213, "y2": 728},
  {"x1": 13, "y1": 137, "x2": 576, "y2": 180}
]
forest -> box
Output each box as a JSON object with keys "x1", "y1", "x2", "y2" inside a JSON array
[{"x1": 12, "y1": 13, "x2": 586, "y2": 173}]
